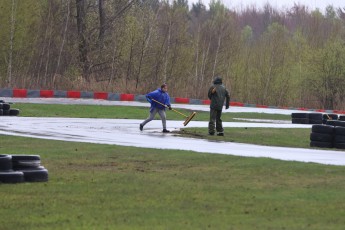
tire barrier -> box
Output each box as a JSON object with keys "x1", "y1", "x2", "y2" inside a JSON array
[
  {"x1": 310, "y1": 125, "x2": 334, "y2": 148},
  {"x1": 338, "y1": 115, "x2": 345, "y2": 121},
  {"x1": 308, "y1": 113, "x2": 323, "y2": 124},
  {"x1": 0, "y1": 154, "x2": 48, "y2": 183},
  {"x1": 0, "y1": 99, "x2": 20, "y2": 117},
  {"x1": 291, "y1": 113, "x2": 309, "y2": 124},
  {"x1": 326, "y1": 120, "x2": 345, "y2": 127},
  {"x1": 310, "y1": 123, "x2": 345, "y2": 150},
  {"x1": 0, "y1": 171, "x2": 24, "y2": 183},
  {"x1": 292, "y1": 112, "x2": 340, "y2": 125},
  {"x1": 0, "y1": 154, "x2": 13, "y2": 171},
  {"x1": 334, "y1": 126, "x2": 345, "y2": 150}
]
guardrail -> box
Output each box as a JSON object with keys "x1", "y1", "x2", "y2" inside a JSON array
[{"x1": 1, "y1": 88, "x2": 345, "y2": 114}]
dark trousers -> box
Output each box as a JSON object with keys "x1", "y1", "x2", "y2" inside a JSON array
[{"x1": 208, "y1": 108, "x2": 223, "y2": 134}]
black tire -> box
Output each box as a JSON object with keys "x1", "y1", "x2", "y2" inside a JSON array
[
  {"x1": 9, "y1": 108, "x2": 20, "y2": 116},
  {"x1": 308, "y1": 113, "x2": 323, "y2": 120},
  {"x1": 11, "y1": 155, "x2": 41, "y2": 169},
  {"x1": 0, "y1": 154, "x2": 12, "y2": 171},
  {"x1": 291, "y1": 113, "x2": 308, "y2": 119},
  {"x1": 334, "y1": 143, "x2": 345, "y2": 149},
  {"x1": 326, "y1": 120, "x2": 345, "y2": 127},
  {"x1": 311, "y1": 125, "x2": 334, "y2": 134},
  {"x1": 292, "y1": 118, "x2": 309, "y2": 124},
  {"x1": 19, "y1": 167, "x2": 48, "y2": 182},
  {"x1": 2, "y1": 103, "x2": 10, "y2": 110},
  {"x1": 335, "y1": 126, "x2": 345, "y2": 136},
  {"x1": 310, "y1": 141, "x2": 333, "y2": 148},
  {"x1": 334, "y1": 135, "x2": 345, "y2": 143},
  {"x1": 3, "y1": 109, "x2": 10, "y2": 115},
  {"x1": 310, "y1": 132, "x2": 333, "y2": 142},
  {"x1": 309, "y1": 119, "x2": 323, "y2": 124},
  {"x1": 0, "y1": 171, "x2": 24, "y2": 183},
  {"x1": 339, "y1": 115, "x2": 345, "y2": 121}
]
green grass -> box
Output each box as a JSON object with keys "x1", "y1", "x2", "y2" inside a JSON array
[
  {"x1": 2, "y1": 103, "x2": 343, "y2": 229},
  {"x1": 1, "y1": 136, "x2": 345, "y2": 229},
  {"x1": 14, "y1": 103, "x2": 291, "y2": 122},
  {"x1": 178, "y1": 127, "x2": 312, "y2": 148}
]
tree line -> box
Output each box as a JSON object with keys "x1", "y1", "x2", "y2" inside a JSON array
[{"x1": 1, "y1": 0, "x2": 345, "y2": 110}]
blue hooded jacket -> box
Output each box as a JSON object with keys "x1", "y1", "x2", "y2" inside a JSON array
[{"x1": 146, "y1": 88, "x2": 171, "y2": 112}]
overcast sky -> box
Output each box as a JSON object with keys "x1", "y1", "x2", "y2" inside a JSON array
[{"x1": 188, "y1": 0, "x2": 345, "y2": 12}]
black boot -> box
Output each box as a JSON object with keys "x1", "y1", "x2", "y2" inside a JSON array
[
  {"x1": 163, "y1": 129, "x2": 170, "y2": 133},
  {"x1": 139, "y1": 124, "x2": 143, "y2": 131}
]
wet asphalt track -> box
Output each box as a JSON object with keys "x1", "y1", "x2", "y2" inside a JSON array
[{"x1": 1, "y1": 97, "x2": 345, "y2": 166}]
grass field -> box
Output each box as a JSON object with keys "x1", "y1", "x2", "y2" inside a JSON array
[
  {"x1": 14, "y1": 103, "x2": 291, "y2": 122},
  {"x1": 1, "y1": 104, "x2": 345, "y2": 229}
]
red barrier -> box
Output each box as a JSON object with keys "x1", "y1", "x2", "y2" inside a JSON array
[
  {"x1": 120, "y1": 94, "x2": 134, "y2": 101},
  {"x1": 94, "y1": 92, "x2": 108, "y2": 100},
  {"x1": 202, "y1": 100, "x2": 211, "y2": 105},
  {"x1": 230, "y1": 102, "x2": 244, "y2": 107},
  {"x1": 333, "y1": 110, "x2": 345, "y2": 114},
  {"x1": 67, "y1": 91, "x2": 81, "y2": 98},
  {"x1": 8, "y1": 88, "x2": 345, "y2": 114},
  {"x1": 174, "y1": 97, "x2": 189, "y2": 104},
  {"x1": 13, "y1": 89, "x2": 27, "y2": 98},
  {"x1": 278, "y1": 106, "x2": 289, "y2": 110},
  {"x1": 40, "y1": 90, "x2": 54, "y2": 98},
  {"x1": 256, "y1": 104, "x2": 269, "y2": 108}
]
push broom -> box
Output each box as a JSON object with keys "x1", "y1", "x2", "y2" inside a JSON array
[{"x1": 151, "y1": 98, "x2": 196, "y2": 126}]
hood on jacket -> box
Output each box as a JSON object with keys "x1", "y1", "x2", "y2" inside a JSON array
[{"x1": 213, "y1": 76, "x2": 222, "y2": 84}]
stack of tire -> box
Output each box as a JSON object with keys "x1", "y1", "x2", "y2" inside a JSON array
[
  {"x1": 308, "y1": 113, "x2": 323, "y2": 124},
  {"x1": 292, "y1": 112, "x2": 339, "y2": 125},
  {"x1": 326, "y1": 119, "x2": 345, "y2": 150},
  {"x1": 291, "y1": 112, "x2": 324, "y2": 124},
  {"x1": 334, "y1": 126, "x2": 345, "y2": 149},
  {"x1": 310, "y1": 125, "x2": 334, "y2": 148},
  {"x1": 310, "y1": 120, "x2": 345, "y2": 149},
  {"x1": 0, "y1": 100, "x2": 20, "y2": 116},
  {"x1": 291, "y1": 112, "x2": 309, "y2": 124},
  {"x1": 339, "y1": 115, "x2": 345, "y2": 121},
  {"x1": 0, "y1": 155, "x2": 48, "y2": 183}
]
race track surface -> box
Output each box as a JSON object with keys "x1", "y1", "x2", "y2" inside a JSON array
[{"x1": 1, "y1": 98, "x2": 345, "y2": 166}]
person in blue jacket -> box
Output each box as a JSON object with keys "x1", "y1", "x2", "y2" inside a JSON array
[{"x1": 140, "y1": 83, "x2": 172, "y2": 133}]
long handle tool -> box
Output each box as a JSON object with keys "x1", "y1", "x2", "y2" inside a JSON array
[{"x1": 151, "y1": 98, "x2": 196, "y2": 126}]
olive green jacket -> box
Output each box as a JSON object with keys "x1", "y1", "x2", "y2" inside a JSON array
[{"x1": 208, "y1": 82, "x2": 230, "y2": 110}]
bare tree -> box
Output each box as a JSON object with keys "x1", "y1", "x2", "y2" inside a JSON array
[
  {"x1": 76, "y1": 0, "x2": 89, "y2": 80},
  {"x1": 54, "y1": 0, "x2": 71, "y2": 87},
  {"x1": 98, "y1": 0, "x2": 105, "y2": 48},
  {"x1": 7, "y1": 0, "x2": 17, "y2": 87}
]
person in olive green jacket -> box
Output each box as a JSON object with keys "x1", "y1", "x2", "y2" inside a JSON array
[{"x1": 208, "y1": 76, "x2": 230, "y2": 136}]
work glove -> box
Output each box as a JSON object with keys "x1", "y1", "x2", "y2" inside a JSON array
[{"x1": 168, "y1": 106, "x2": 172, "y2": 110}]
